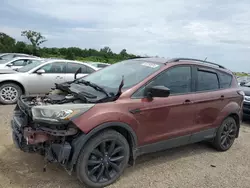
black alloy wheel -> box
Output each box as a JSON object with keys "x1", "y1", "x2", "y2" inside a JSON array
[
  {"x1": 220, "y1": 118, "x2": 237, "y2": 150},
  {"x1": 213, "y1": 117, "x2": 238, "y2": 151},
  {"x1": 87, "y1": 140, "x2": 126, "y2": 183},
  {"x1": 76, "y1": 130, "x2": 130, "y2": 188}
]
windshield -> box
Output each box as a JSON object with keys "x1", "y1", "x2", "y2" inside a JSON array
[
  {"x1": 0, "y1": 54, "x2": 14, "y2": 60},
  {"x1": 18, "y1": 60, "x2": 44, "y2": 72},
  {"x1": 80, "y1": 59, "x2": 164, "y2": 90}
]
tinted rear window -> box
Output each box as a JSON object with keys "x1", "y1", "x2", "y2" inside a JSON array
[{"x1": 197, "y1": 70, "x2": 219, "y2": 91}]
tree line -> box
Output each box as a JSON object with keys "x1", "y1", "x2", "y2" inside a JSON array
[{"x1": 0, "y1": 30, "x2": 141, "y2": 63}]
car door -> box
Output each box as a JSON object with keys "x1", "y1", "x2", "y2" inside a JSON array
[
  {"x1": 65, "y1": 62, "x2": 95, "y2": 82},
  {"x1": 189, "y1": 66, "x2": 223, "y2": 143},
  {"x1": 132, "y1": 65, "x2": 196, "y2": 149},
  {"x1": 25, "y1": 61, "x2": 66, "y2": 95}
]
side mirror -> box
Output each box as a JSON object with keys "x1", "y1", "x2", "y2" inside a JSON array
[
  {"x1": 6, "y1": 63, "x2": 13, "y2": 67},
  {"x1": 145, "y1": 86, "x2": 170, "y2": 99},
  {"x1": 36, "y1": 69, "x2": 45, "y2": 75}
]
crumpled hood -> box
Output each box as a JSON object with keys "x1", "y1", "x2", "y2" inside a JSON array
[{"x1": 69, "y1": 83, "x2": 111, "y2": 102}]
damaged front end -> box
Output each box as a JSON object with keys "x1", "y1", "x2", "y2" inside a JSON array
[
  {"x1": 11, "y1": 77, "x2": 123, "y2": 173},
  {"x1": 11, "y1": 93, "x2": 95, "y2": 173}
]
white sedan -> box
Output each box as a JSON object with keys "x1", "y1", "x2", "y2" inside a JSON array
[{"x1": 0, "y1": 59, "x2": 99, "y2": 104}]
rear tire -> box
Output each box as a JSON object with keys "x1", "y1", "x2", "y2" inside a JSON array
[
  {"x1": 212, "y1": 117, "x2": 238, "y2": 151},
  {"x1": 76, "y1": 130, "x2": 130, "y2": 188},
  {"x1": 0, "y1": 83, "x2": 22, "y2": 104}
]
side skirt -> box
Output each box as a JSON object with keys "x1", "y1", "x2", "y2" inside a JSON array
[{"x1": 136, "y1": 128, "x2": 217, "y2": 157}]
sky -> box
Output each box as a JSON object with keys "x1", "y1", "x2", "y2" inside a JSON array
[{"x1": 0, "y1": 0, "x2": 250, "y2": 72}]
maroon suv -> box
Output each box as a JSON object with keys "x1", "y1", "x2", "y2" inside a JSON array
[{"x1": 11, "y1": 57, "x2": 244, "y2": 188}]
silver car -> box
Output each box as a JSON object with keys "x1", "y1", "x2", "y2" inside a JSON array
[
  {"x1": 0, "y1": 59, "x2": 98, "y2": 104},
  {"x1": 0, "y1": 57, "x2": 42, "y2": 70},
  {"x1": 0, "y1": 53, "x2": 37, "y2": 60}
]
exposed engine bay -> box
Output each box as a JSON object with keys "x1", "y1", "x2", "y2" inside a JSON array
[{"x1": 25, "y1": 79, "x2": 122, "y2": 106}]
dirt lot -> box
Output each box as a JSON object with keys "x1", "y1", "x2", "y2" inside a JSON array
[{"x1": 0, "y1": 105, "x2": 250, "y2": 188}]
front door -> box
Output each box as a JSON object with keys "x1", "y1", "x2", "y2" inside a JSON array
[
  {"x1": 26, "y1": 62, "x2": 66, "y2": 95},
  {"x1": 132, "y1": 65, "x2": 196, "y2": 150}
]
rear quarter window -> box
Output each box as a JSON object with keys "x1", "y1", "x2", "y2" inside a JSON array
[{"x1": 218, "y1": 71, "x2": 232, "y2": 88}]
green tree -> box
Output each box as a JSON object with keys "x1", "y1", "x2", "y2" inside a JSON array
[
  {"x1": 119, "y1": 49, "x2": 128, "y2": 58},
  {"x1": 0, "y1": 32, "x2": 16, "y2": 52},
  {"x1": 21, "y1": 30, "x2": 47, "y2": 55},
  {"x1": 65, "y1": 49, "x2": 75, "y2": 60}
]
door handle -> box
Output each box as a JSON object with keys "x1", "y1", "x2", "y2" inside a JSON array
[
  {"x1": 183, "y1": 99, "x2": 193, "y2": 104},
  {"x1": 220, "y1": 95, "x2": 225, "y2": 100},
  {"x1": 56, "y1": 76, "x2": 63, "y2": 79}
]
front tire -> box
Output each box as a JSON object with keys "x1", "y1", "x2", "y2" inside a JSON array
[
  {"x1": 76, "y1": 130, "x2": 130, "y2": 188},
  {"x1": 0, "y1": 83, "x2": 22, "y2": 104},
  {"x1": 212, "y1": 117, "x2": 238, "y2": 151}
]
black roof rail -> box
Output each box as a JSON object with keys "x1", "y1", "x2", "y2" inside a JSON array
[{"x1": 168, "y1": 58, "x2": 226, "y2": 69}]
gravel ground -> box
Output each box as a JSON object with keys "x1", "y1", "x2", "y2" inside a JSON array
[{"x1": 0, "y1": 105, "x2": 250, "y2": 188}]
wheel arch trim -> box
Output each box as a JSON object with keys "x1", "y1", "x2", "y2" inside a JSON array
[{"x1": 67, "y1": 121, "x2": 138, "y2": 172}]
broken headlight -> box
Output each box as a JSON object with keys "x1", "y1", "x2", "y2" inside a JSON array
[{"x1": 31, "y1": 104, "x2": 95, "y2": 122}]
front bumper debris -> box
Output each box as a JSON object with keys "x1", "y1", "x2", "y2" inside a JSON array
[{"x1": 10, "y1": 102, "x2": 82, "y2": 173}]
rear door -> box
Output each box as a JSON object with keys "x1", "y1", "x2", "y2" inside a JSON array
[
  {"x1": 65, "y1": 62, "x2": 95, "y2": 82},
  {"x1": 190, "y1": 66, "x2": 223, "y2": 142},
  {"x1": 26, "y1": 61, "x2": 66, "y2": 94}
]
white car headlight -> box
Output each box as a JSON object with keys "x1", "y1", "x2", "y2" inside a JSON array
[{"x1": 31, "y1": 104, "x2": 95, "y2": 122}]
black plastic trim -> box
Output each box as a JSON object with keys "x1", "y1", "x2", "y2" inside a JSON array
[
  {"x1": 136, "y1": 128, "x2": 217, "y2": 157},
  {"x1": 169, "y1": 58, "x2": 225, "y2": 69}
]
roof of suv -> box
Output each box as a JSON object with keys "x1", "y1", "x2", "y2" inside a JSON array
[{"x1": 131, "y1": 57, "x2": 229, "y2": 72}]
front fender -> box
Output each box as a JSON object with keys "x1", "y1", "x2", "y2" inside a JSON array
[
  {"x1": 67, "y1": 121, "x2": 138, "y2": 173},
  {"x1": 72, "y1": 107, "x2": 140, "y2": 134}
]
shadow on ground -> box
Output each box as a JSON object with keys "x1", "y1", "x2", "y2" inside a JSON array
[{"x1": 0, "y1": 141, "x2": 217, "y2": 188}]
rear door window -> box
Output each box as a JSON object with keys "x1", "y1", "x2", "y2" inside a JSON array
[
  {"x1": 197, "y1": 69, "x2": 219, "y2": 91},
  {"x1": 40, "y1": 62, "x2": 66, "y2": 73},
  {"x1": 66, "y1": 63, "x2": 95, "y2": 74}
]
